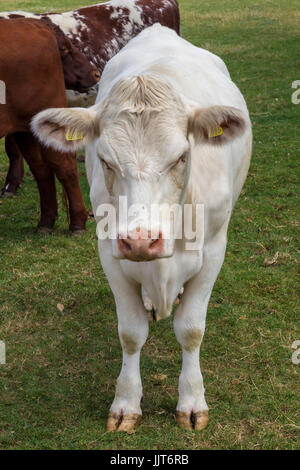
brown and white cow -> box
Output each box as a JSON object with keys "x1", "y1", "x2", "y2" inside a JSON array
[
  {"x1": 32, "y1": 25, "x2": 252, "y2": 431},
  {"x1": 1, "y1": 1, "x2": 180, "y2": 72},
  {"x1": 0, "y1": 19, "x2": 88, "y2": 232},
  {"x1": 1, "y1": 0, "x2": 180, "y2": 195}
]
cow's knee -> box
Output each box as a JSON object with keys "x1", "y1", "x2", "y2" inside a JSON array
[
  {"x1": 120, "y1": 331, "x2": 139, "y2": 355},
  {"x1": 174, "y1": 319, "x2": 204, "y2": 352},
  {"x1": 182, "y1": 327, "x2": 203, "y2": 352},
  {"x1": 119, "y1": 315, "x2": 148, "y2": 355}
]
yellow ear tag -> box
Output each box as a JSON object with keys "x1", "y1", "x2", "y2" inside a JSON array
[
  {"x1": 209, "y1": 126, "x2": 223, "y2": 138},
  {"x1": 65, "y1": 128, "x2": 84, "y2": 142}
]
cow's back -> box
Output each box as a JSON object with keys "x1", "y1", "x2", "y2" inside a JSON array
[
  {"x1": 47, "y1": 0, "x2": 180, "y2": 70},
  {"x1": 97, "y1": 25, "x2": 245, "y2": 109},
  {"x1": 94, "y1": 24, "x2": 251, "y2": 211}
]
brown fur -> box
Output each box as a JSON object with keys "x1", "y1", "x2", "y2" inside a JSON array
[{"x1": 0, "y1": 19, "x2": 87, "y2": 231}]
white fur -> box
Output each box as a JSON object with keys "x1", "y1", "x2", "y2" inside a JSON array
[
  {"x1": 0, "y1": 11, "x2": 39, "y2": 19},
  {"x1": 109, "y1": 0, "x2": 143, "y2": 26},
  {"x1": 33, "y1": 25, "x2": 252, "y2": 423},
  {"x1": 90, "y1": 25, "x2": 252, "y2": 419},
  {"x1": 45, "y1": 12, "x2": 88, "y2": 36}
]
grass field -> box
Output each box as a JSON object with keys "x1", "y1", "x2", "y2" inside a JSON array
[{"x1": 0, "y1": 0, "x2": 299, "y2": 450}]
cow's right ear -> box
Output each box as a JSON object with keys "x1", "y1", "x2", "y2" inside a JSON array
[{"x1": 31, "y1": 107, "x2": 99, "y2": 153}]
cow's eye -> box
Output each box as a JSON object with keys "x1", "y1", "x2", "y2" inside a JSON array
[
  {"x1": 100, "y1": 158, "x2": 113, "y2": 171},
  {"x1": 173, "y1": 153, "x2": 187, "y2": 168},
  {"x1": 61, "y1": 46, "x2": 70, "y2": 56}
]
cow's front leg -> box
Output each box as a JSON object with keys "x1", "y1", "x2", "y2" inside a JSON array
[
  {"x1": 174, "y1": 300, "x2": 208, "y2": 431},
  {"x1": 173, "y1": 237, "x2": 227, "y2": 431},
  {"x1": 106, "y1": 280, "x2": 149, "y2": 432}
]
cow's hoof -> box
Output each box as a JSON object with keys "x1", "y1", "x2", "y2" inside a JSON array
[
  {"x1": 142, "y1": 289, "x2": 160, "y2": 321},
  {"x1": 106, "y1": 412, "x2": 141, "y2": 433},
  {"x1": 194, "y1": 410, "x2": 209, "y2": 430},
  {"x1": 176, "y1": 410, "x2": 209, "y2": 431},
  {"x1": 76, "y1": 152, "x2": 85, "y2": 162},
  {"x1": 174, "y1": 287, "x2": 184, "y2": 305},
  {"x1": 1, "y1": 191, "x2": 15, "y2": 198},
  {"x1": 37, "y1": 226, "x2": 53, "y2": 235},
  {"x1": 69, "y1": 229, "x2": 86, "y2": 237},
  {"x1": 146, "y1": 308, "x2": 162, "y2": 322}
]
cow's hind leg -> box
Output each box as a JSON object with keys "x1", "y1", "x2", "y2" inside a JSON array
[
  {"x1": 1, "y1": 134, "x2": 24, "y2": 197},
  {"x1": 142, "y1": 286, "x2": 184, "y2": 322},
  {"x1": 44, "y1": 149, "x2": 88, "y2": 234},
  {"x1": 15, "y1": 132, "x2": 58, "y2": 231},
  {"x1": 142, "y1": 286, "x2": 158, "y2": 321},
  {"x1": 173, "y1": 234, "x2": 227, "y2": 431}
]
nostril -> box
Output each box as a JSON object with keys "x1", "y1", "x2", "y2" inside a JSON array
[
  {"x1": 149, "y1": 233, "x2": 163, "y2": 252},
  {"x1": 150, "y1": 232, "x2": 162, "y2": 242},
  {"x1": 123, "y1": 239, "x2": 131, "y2": 250},
  {"x1": 150, "y1": 238, "x2": 160, "y2": 249},
  {"x1": 118, "y1": 237, "x2": 132, "y2": 253}
]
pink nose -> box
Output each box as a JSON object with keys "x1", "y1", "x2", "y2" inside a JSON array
[{"x1": 117, "y1": 230, "x2": 163, "y2": 261}]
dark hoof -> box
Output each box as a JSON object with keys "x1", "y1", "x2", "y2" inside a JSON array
[
  {"x1": 1, "y1": 191, "x2": 16, "y2": 198},
  {"x1": 76, "y1": 153, "x2": 85, "y2": 162},
  {"x1": 37, "y1": 226, "x2": 54, "y2": 235},
  {"x1": 69, "y1": 229, "x2": 86, "y2": 237}
]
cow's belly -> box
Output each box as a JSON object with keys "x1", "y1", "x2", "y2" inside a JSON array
[{"x1": 120, "y1": 243, "x2": 203, "y2": 319}]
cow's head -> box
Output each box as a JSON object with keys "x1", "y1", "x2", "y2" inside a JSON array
[
  {"x1": 59, "y1": 37, "x2": 101, "y2": 92},
  {"x1": 32, "y1": 74, "x2": 247, "y2": 261},
  {"x1": 42, "y1": 18, "x2": 100, "y2": 92}
]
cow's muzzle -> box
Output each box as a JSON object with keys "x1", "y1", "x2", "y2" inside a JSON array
[
  {"x1": 117, "y1": 230, "x2": 164, "y2": 261},
  {"x1": 75, "y1": 70, "x2": 101, "y2": 93}
]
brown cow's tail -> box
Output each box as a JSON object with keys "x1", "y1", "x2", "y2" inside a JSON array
[{"x1": 62, "y1": 187, "x2": 70, "y2": 225}]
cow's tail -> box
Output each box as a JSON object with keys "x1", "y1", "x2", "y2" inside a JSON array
[{"x1": 62, "y1": 187, "x2": 70, "y2": 225}]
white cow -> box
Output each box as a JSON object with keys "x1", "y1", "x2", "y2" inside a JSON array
[{"x1": 32, "y1": 24, "x2": 252, "y2": 432}]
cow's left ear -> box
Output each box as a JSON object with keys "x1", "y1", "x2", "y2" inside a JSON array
[
  {"x1": 31, "y1": 106, "x2": 99, "y2": 153},
  {"x1": 188, "y1": 105, "x2": 247, "y2": 145}
]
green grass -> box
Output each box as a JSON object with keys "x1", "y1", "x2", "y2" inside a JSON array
[{"x1": 0, "y1": 0, "x2": 299, "y2": 450}]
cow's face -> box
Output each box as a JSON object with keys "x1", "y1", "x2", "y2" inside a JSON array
[
  {"x1": 96, "y1": 107, "x2": 190, "y2": 260},
  {"x1": 58, "y1": 37, "x2": 101, "y2": 92},
  {"x1": 40, "y1": 17, "x2": 101, "y2": 92},
  {"x1": 31, "y1": 74, "x2": 246, "y2": 261}
]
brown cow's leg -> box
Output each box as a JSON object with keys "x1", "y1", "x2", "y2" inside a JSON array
[
  {"x1": 14, "y1": 132, "x2": 58, "y2": 231},
  {"x1": 43, "y1": 148, "x2": 88, "y2": 233},
  {"x1": 1, "y1": 134, "x2": 24, "y2": 197}
]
